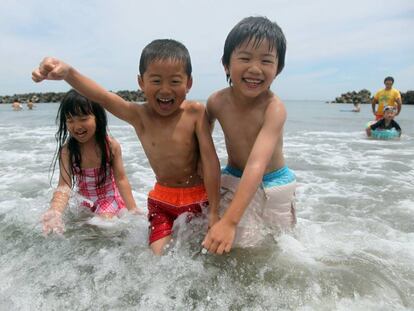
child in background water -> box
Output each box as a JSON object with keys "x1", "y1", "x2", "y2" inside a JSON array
[
  {"x1": 42, "y1": 89, "x2": 140, "y2": 235},
  {"x1": 366, "y1": 105, "x2": 402, "y2": 137}
]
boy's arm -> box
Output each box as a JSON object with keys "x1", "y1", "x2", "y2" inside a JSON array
[
  {"x1": 367, "y1": 119, "x2": 381, "y2": 136},
  {"x1": 370, "y1": 120, "x2": 381, "y2": 131},
  {"x1": 203, "y1": 99, "x2": 286, "y2": 254},
  {"x1": 206, "y1": 95, "x2": 218, "y2": 133},
  {"x1": 365, "y1": 127, "x2": 372, "y2": 137},
  {"x1": 371, "y1": 97, "x2": 378, "y2": 116},
  {"x1": 32, "y1": 57, "x2": 139, "y2": 125},
  {"x1": 395, "y1": 96, "x2": 402, "y2": 116},
  {"x1": 110, "y1": 139, "x2": 140, "y2": 214},
  {"x1": 392, "y1": 120, "x2": 402, "y2": 133},
  {"x1": 194, "y1": 103, "x2": 221, "y2": 225}
]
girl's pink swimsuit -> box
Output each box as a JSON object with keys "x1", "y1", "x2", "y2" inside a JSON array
[{"x1": 75, "y1": 165, "x2": 126, "y2": 215}]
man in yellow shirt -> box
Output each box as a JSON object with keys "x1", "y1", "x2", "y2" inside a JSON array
[{"x1": 372, "y1": 76, "x2": 402, "y2": 120}]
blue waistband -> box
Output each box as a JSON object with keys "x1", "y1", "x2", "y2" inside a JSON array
[{"x1": 222, "y1": 165, "x2": 296, "y2": 187}]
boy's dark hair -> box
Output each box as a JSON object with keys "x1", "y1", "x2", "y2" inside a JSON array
[
  {"x1": 222, "y1": 16, "x2": 287, "y2": 83},
  {"x1": 139, "y1": 39, "x2": 192, "y2": 77},
  {"x1": 51, "y1": 89, "x2": 111, "y2": 188},
  {"x1": 384, "y1": 76, "x2": 394, "y2": 84}
]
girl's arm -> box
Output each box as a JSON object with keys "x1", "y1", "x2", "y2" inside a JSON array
[
  {"x1": 43, "y1": 147, "x2": 72, "y2": 235},
  {"x1": 203, "y1": 99, "x2": 286, "y2": 254},
  {"x1": 32, "y1": 57, "x2": 140, "y2": 126},
  {"x1": 50, "y1": 148, "x2": 72, "y2": 211},
  {"x1": 110, "y1": 138, "x2": 140, "y2": 214}
]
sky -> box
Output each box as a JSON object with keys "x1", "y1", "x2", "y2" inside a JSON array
[{"x1": 1, "y1": 0, "x2": 413, "y2": 101}]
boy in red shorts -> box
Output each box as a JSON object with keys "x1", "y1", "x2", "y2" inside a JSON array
[{"x1": 32, "y1": 39, "x2": 220, "y2": 255}]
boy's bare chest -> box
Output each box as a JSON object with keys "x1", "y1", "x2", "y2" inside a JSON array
[
  {"x1": 219, "y1": 108, "x2": 264, "y2": 139},
  {"x1": 137, "y1": 119, "x2": 196, "y2": 155}
]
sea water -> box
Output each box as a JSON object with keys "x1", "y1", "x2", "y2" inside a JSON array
[{"x1": 0, "y1": 101, "x2": 413, "y2": 310}]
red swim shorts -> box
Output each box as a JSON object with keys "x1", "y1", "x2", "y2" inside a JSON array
[{"x1": 147, "y1": 183, "x2": 208, "y2": 245}]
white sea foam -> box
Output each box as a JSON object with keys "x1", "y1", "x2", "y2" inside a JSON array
[{"x1": 0, "y1": 102, "x2": 413, "y2": 310}]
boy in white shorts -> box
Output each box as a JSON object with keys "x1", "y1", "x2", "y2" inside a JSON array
[{"x1": 203, "y1": 16, "x2": 296, "y2": 253}]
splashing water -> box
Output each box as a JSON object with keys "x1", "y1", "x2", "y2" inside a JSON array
[{"x1": 0, "y1": 102, "x2": 413, "y2": 310}]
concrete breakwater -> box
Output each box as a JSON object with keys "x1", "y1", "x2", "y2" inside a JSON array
[
  {"x1": 0, "y1": 90, "x2": 145, "y2": 104},
  {"x1": 330, "y1": 89, "x2": 414, "y2": 105}
]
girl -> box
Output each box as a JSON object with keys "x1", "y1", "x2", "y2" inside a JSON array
[{"x1": 42, "y1": 89, "x2": 140, "y2": 235}]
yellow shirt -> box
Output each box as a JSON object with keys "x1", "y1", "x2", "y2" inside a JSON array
[{"x1": 374, "y1": 88, "x2": 401, "y2": 114}]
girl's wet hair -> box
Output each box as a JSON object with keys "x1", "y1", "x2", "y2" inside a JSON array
[
  {"x1": 222, "y1": 16, "x2": 287, "y2": 84},
  {"x1": 139, "y1": 39, "x2": 192, "y2": 77},
  {"x1": 50, "y1": 89, "x2": 111, "y2": 188}
]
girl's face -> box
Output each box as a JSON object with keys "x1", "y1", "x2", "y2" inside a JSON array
[{"x1": 66, "y1": 113, "x2": 96, "y2": 143}]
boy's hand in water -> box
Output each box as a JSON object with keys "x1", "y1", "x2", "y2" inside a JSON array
[
  {"x1": 32, "y1": 57, "x2": 70, "y2": 82},
  {"x1": 202, "y1": 218, "x2": 235, "y2": 255},
  {"x1": 42, "y1": 209, "x2": 65, "y2": 236},
  {"x1": 208, "y1": 211, "x2": 220, "y2": 229}
]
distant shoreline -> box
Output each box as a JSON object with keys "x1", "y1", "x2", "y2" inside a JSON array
[
  {"x1": 0, "y1": 90, "x2": 145, "y2": 104},
  {"x1": 1, "y1": 89, "x2": 413, "y2": 105}
]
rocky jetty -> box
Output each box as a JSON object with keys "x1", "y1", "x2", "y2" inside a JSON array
[
  {"x1": 332, "y1": 89, "x2": 371, "y2": 104},
  {"x1": 331, "y1": 89, "x2": 414, "y2": 105},
  {"x1": 0, "y1": 90, "x2": 145, "y2": 104},
  {"x1": 401, "y1": 90, "x2": 414, "y2": 105}
]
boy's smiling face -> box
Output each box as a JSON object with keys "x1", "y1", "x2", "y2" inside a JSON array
[
  {"x1": 225, "y1": 38, "x2": 278, "y2": 98},
  {"x1": 138, "y1": 59, "x2": 192, "y2": 117}
]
